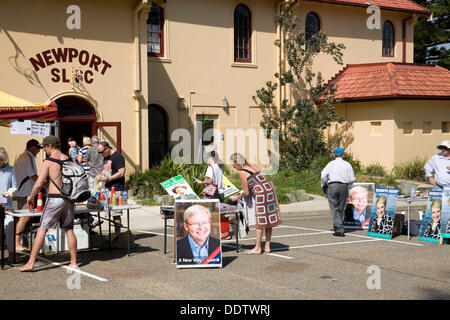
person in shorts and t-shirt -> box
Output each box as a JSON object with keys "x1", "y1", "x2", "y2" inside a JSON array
[
  {"x1": 20, "y1": 135, "x2": 78, "y2": 272},
  {"x1": 96, "y1": 140, "x2": 126, "y2": 236}
]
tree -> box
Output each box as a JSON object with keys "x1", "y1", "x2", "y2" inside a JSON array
[
  {"x1": 252, "y1": 5, "x2": 346, "y2": 170},
  {"x1": 414, "y1": 0, "x2": 450, "y2": 69}
]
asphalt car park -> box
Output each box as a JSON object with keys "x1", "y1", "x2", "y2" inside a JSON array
[{"x1": 1, "y1": 213, "x2": 449, "y2": 301}]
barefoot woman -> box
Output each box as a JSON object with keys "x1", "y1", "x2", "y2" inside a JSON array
[{"x1": 229, "y1": 153, "x2": 281, "y2": 254}]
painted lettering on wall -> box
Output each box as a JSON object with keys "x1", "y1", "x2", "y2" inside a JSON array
[{"x1": 28, "y1": 48, "x2": 112, "y2": 84}]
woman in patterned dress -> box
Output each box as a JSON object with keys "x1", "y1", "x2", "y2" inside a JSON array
[
  {"x1": 229, "y1": 153, "x2": 281, "y2": 254},
  {"x1": 370, "y1": 195, "x2": 393, "y2": 235}
]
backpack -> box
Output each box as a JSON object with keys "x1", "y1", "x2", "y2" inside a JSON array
[{"x1": 46, "y1": 157, "x2": 91, "y2": 202}]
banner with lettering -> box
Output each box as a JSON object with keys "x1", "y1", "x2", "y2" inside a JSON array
[
  {"x1": 175, "y1": 199, "x2": 222, "y2": 269},
  {"x1": 368, "y1": 188, "x2": 399, "y2": 239}
]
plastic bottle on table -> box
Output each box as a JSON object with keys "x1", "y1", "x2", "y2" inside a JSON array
[
  {"x1": 36, "y1": 192, "x2": 44, "y2": 212},
  {"x1": 410, "y1": 185, "x2": 416, "y2": 198},
  {"x1": 123, "y1": 190, "x2": 128, "y2": 204}
]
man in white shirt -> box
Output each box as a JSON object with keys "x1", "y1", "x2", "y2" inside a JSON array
[
  {"x1": 321, "y1": 148, "x2": 355, "y2": 237},
  {"x1": 424, "y1": 140, "x2": 450, "y2": 189},
  {"x1": 13, "y1": 139, "x2": 43, "y2": 251}
]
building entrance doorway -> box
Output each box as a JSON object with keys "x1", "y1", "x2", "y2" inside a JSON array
[
  {"x1": 148, "y1": 104, "x2": 169, "y2": 167},
  {"x1": 55, "y1": 95, "x2": 96, "y2": 155}
]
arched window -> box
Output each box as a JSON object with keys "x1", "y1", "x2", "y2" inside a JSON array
[
  {"x1": 305, "y1": 12, "x2": 320, "y2": 51},
  {"x1": 147, "y1": 3, "x2": 164, "y2": 57},
  {"x1": 382, "y1": 21, "x2": 394, "y2": 57},
  {"x1": 234, "y1": 4, "x2": 252, "y2": 63}
]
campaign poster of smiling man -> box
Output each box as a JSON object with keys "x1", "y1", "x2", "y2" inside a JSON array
[{"x1": 175, "y1": 199, "x2": 222, "y2": 268}]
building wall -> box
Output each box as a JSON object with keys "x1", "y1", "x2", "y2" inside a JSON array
[
  {"x1": 335, "y1": 99, "x2": 450, "y2": 171},
  {"x1": 0, "y1": 0, "x2": 145, "y2": 174},
  {"x1": 335, "y1": 101, "x2": 396, "y2": 169},
  {"x1": 393, "y1": 100, "x2": 450, "y2": 166},
  {"x1": 147, "y1": 0, "x2": 279, "y2": 166},
  {"x1": 293, "y1": 2, "x2": 415, "y2": 82}
]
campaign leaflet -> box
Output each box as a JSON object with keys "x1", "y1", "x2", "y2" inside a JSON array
[
  {"x1": 441, "y1": 187, "x2": 450, "y2": 239},
  {"x1": 367, "y1": 188, "x2": 399, "y2": 240},
  {"x1": 175, "y1": 199, "x2": 222, "y2": 269},
  {"x1": 160, "y1": 175, "x2": 199, "y2": 200},
  {"x1": 419, "y1": 190, "x2": 443, "y2": 244},
  {"x1": 344, "y1": 183, "x2": 374, "y2": 229},
  {"x1": 221, "y1": 175, "x2": 240, "y2": 197}
]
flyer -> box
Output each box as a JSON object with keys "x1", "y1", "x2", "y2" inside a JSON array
[
  {"x1": 418, "y1": 190, "x2": 442, "y2": 243},
  {"x1": 221, "y1": 175, "x2": 240, "y2": 197},
  {"x1": 160, "y1": 175, "x2": 199, "y2": 200},
  {"x1": 175, "y1": 199, "x2": 222, "y2": 268},
  {"x1": 10, "y1": 119, "x2": 31, "y2": 135},
  {"x1": 367, "y1": 188, "x2": 399, "y2": 239}
]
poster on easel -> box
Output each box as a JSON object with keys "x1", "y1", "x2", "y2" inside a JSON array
[
  {"x1": 419, "y1": 190, "x2": 442, "y2": 243},
  {"x1": 175, "y1": 199, "x2": 222, "y2": 268},
  {"x1": 160, "y1": 175, "x2": 199, "y2": 200},
  {"x1": 440, "y1": 187, "x2": 450, "y2": 239},
  {"x1": 344, "y1": 183, "x2": 374, "y2": 229},
  {"x1": 368, "y1": 188, "x2": 399, "y2": 239}
]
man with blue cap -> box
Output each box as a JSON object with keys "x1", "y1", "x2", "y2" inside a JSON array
[{"x1": 321, "y1": 147, "x2": 355, "y2": 236}]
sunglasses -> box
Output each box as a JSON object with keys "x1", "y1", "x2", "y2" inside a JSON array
[{"x1": 98, "y1": 147, "x2": 109, "y2": 154}]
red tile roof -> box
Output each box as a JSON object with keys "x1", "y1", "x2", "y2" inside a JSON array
[
  {"x1": 304, "y1": 0, "x2": 431, "y2": 15},
  {"x1": 324, "y1": 62, "x2": 450, "y2": 101}
]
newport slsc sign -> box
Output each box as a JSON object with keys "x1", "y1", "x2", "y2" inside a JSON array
[{"x1": 28, "y1": 48, "x2": 112, "y2": 84}]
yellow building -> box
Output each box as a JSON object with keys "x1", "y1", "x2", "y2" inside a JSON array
[{"x1": 0, "y1": 0, "x2": 448, "y2": 174}]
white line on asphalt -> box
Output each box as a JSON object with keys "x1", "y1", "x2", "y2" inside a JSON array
[
  {"x1": 21, "y1": 253, "x2": 108, "y2": 282},
  {"x1": 222, "y1": 243, "x2": 293, "y2": 260},
  {"x1": 222, "y1": 231, "x2": 331, "y2": 243},
  {"x1": 271, "y1": 238, "x2": 383, "y2": 251},
  {"x1": 279, "y1": 225, "x2": 424, "y2": 247}
]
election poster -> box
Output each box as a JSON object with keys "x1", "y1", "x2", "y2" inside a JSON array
[
  {"x1": 368, "y1": 188, "x2": 399, "y2": 239},
  {"x1": 344, "y1": 183, "x2": 374, "y2": 229},
  {"x1": 160, "y1": 175, "x2": 199, "y2": 200},
  {"x1": 175, "y1": 199, "x2": 222, "y2": 268},
  {"x1": 441, "y1": 187, "x2": 450, "y2": 239},
  {"x1": 419, "y1": 190, "x2": 442, "y2": 244}
]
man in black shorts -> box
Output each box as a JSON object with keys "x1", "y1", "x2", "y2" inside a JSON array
[
  {"x1": 96, "y1": 140, "x2": 126, "y2": 236},
  {"x1": 20, "y1": 136, "x2": 78, "y2": 272}
]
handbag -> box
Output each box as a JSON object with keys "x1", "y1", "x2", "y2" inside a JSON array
[{"x1": 203, "y1": 165, "x2": 217, "y2": 198}]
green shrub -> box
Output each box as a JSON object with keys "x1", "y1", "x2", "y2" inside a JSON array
[
  {"x1": 127, "y1": 156, "x2": 207, "y2": 198},
  {"x1": 365, "y1": 163, "x2": 385, "y2": 177},
  {"x1": 392, "y1": 157, "x2": 427, "y2": 182}
]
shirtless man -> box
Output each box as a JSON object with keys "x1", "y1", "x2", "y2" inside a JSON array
[{"x1": 20, "y1": 136, "x2": 78, "y2": 272}]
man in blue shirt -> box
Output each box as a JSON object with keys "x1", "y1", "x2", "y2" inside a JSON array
[
  {"x1": 424, "y1": 140, "x2": 450, "y2": 189},
  {"x1": 176, "y1": 204, "x2": 220, "y2": 265}
]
